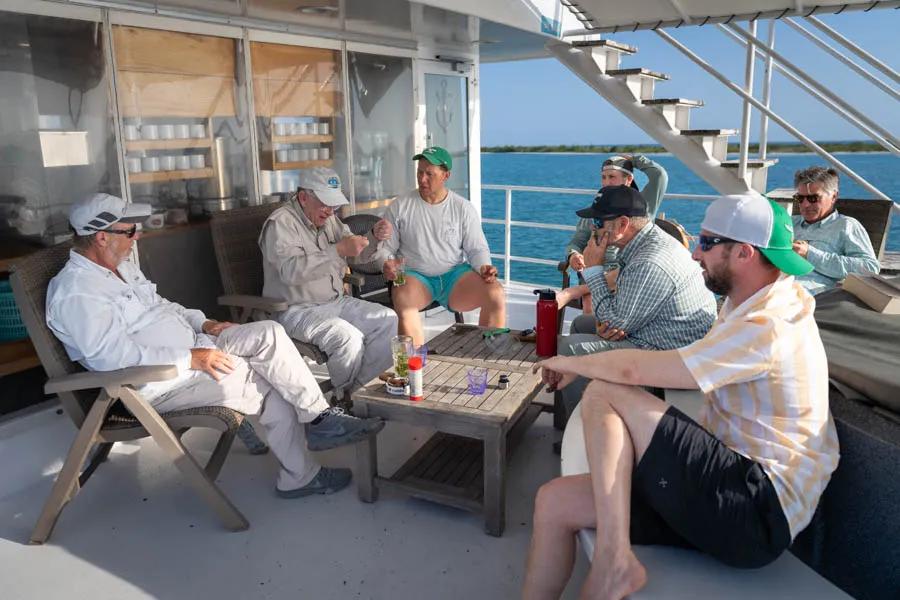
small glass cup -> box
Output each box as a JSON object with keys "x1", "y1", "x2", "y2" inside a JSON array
[
  {"x1": 390, "y1": 255, "x2": 407, "y2": 286},
  {"x1": 391, "y1": 335, "x2": 414, "y2": 379},
  {"x1": 467, "y1": 367, "x2": 488, "y2": 395}
]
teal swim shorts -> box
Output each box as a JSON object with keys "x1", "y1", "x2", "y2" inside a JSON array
[{"x1": 406, "y1": 263, "x2": 475, "y2": 310}]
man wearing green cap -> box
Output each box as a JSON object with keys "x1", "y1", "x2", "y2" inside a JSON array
[
  {"x1": 380, "y1": 146, "x2": 505, "y2": 346},
  {"x1": 523, "y1": 194, "x2": 839, "y2": 599}
]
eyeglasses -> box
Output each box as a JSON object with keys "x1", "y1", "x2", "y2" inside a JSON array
[
  {"x1": 793, "y1": 193, "x2": 823, "y2": 204},
  {"x1": 697, "y1": 235, "x2": 736, "y2": 251},
  {"x1": 104, "y1": 224, "x2": 139, "y2": 239}
]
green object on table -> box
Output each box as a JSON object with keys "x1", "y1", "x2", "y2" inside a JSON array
[{"x1": 482, "y1": 327, "x2": 511, "y2": 339}]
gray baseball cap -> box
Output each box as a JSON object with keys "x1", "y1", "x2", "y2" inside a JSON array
[
  {"x1": 69, "y1": 193, "x2": 151, "y2": 235},
  {"x1": 297, "y1": 167, "x2": 349, "y2": 207}
]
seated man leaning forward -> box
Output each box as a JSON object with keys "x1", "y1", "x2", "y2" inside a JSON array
[
  {"x1": 381, "y1": 146, "x2": 504, "y2": 346},
  {"x1": 47, "y1": 193, "x2": 385, "y2": 499},
  {"x1": 523, "y1": 194, "x2": 840, "y2": 600},
  {"x1": 554, "y1": 185, "x2": 716, "y2": 416},
  {"x1": 792, "y1": 166, "x2": 879, "y2": 295},
  {"x1": 259, "y1": 167, "x2": 397, "y2": 400}
]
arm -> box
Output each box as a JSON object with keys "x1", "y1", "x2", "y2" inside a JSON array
[
  {"x1": 344, "y1": 221, "x2": 383, "y2": 266},
  {"x1": 461, "y1": 202, "x2": 493, "y2": 270},
  {"x1": 805, "y1": 220, "x2": 880, "y2": 280},
  {"x1": 535, "y1": 348, "x2": 698, "y2": 390},
  {"x1": 378, "y1": 202, "x2": 402, "y2": 270},
  {"x1": 566, "y1": 219, "x2": 593, "y2": 255},
  {"x1": 585, "y1": 262, "x2": 676, "y2": 334},
  {"x1": 632, "y1": 155, "x2": 668, "y2": 219},
  {"x1": 260, "y1": 216, "x2": 342, "y2": 285}
]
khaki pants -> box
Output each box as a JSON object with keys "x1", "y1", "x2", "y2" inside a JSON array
[{"x1": 151, "y1": 320, "x2": 330, "y2": 491}]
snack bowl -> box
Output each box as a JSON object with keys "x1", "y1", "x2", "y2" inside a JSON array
[{"x1": 385, "y1": 376, "x2": 409, "y2": 396}]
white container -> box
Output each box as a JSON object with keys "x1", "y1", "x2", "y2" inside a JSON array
[
  {"x1": 176, "y1": 155, "x2": 191, "y2": 170},
  {"x1": 159, "y1": 124, "x2": 175, "y2": 139},
  {"x1": 141, "y1": 124, "x2": 158, "y2": 140},
  {"x1": 289, "y1": 148, "x2": 302, "y2": 162},
  {"x1": 295, "y1": 122, "x2": 308, "y2": 135},
  {"x1": 320, "y1": 147, "x2": 331, "y2": 160},
  {"x1": 190, "y1": 124, "x2": 207, "y2": 138},
  {"x1": 276, "y1": 149, "x2": 290, "y2": 163},
  {"x1": 310, "y1": 148, "x2": 321, "y2": 160},
  {"x1": 319, "y1": 121, "x2": 330, "y2": 135},
  {"x1": 124, "y1": 124, "x2": 140, "y2": 141},
  {"x1": 141, "y1": 156, "x2": 160, "y2": 172},
  {"x1": 159, "y1": 155, "x2": 176, "y2": 171},
  {"x1": 145, "y1": 212, "x2": 166, "y2": 229},
  {"x1": 274, "y1": 123, "x2": 289, "y2": 136},
  {"x1": 298, "y1": 148, "x2": 311, "y2": 161},
  {"x1": 189, "y1": 154, "x2": 205, "y2": 169},
  {"x1": 126, "y1": 157, "x2": 142, "y2": 173},
  {"x1": 175, "y1": 124, "x2": 191, "y2": 139}
]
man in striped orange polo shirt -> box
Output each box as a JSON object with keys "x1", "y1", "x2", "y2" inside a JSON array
[{"x1": 523, "y1": 193, "x2": 840, "y2": 600}]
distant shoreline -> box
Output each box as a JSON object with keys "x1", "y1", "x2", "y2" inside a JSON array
[{"x1": 481, "y1": 142, "x2": 890, "y2": 154}]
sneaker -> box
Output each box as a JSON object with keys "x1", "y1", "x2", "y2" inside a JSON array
[
  {"x1": 236, "y1": 420, "x2": 269, "y2": 455},
  {"x1": 306, "y1": 407, "x2": 385, "y2": 451},
  {"x1": 276, "y1": 467, "x2": 352, "y2": 498}
]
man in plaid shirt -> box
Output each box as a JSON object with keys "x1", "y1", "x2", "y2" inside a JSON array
[{"x1": 555, "y1": 185, "x2": 717, "y2": 417}]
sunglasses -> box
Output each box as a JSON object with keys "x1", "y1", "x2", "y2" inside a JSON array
[
  {"x1": 592, "y1": 218, "x2": 605, "y2": 229},
  {"x1": 697, "y1": 235, "x2": 736, "y2": 252},
  {"x1": 104, "y1": 223, "x2": 140, "y2": 238},
  {"x1": 793, "y1": 193, "x2": 823, "y2": 204}
]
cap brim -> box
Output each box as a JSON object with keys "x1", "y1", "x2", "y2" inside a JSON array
[
  {"x1": 759, "y1": 247, "x2": 815, "y2": 276},
  {"x1": 121, "y1": 203, "x2": 152, "y2": 222},
  {"x1": 413, "y1": 153, "x2": 449, "y2": 169},
  {"x1": 315, "y1": 188, "x2": 350, "y2": 207},
  {"x1": 575, "y1": 206, "x2": 596, "y2": 219}
]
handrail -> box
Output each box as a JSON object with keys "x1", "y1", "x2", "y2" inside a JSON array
[{"x1": 805, "y1": 16, "x2": 900, "y2": 86}]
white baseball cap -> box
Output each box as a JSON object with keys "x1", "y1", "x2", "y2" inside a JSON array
[
  {"x1": 297, "y1": 167, "x2": 349, "y2": 207},
  {"x1": 69, "y1": 193, "x2": 151, "y2": 236}
]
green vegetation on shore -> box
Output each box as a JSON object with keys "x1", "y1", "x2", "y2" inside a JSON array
[{"x1": 482, "y1": 141, "x2": 885, "y2": 154}]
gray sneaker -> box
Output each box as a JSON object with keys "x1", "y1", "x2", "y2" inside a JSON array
[
  {"x1": 276, "y1": 467, "x2": 352, "y2": 498},
  {"x1": 306, "y1": 407, "x2": 385, "y2": 451}
]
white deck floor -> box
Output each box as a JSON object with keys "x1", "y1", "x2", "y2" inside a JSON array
[{"x1": 0, "y1": 283, "x2": 591, "y2": 600}]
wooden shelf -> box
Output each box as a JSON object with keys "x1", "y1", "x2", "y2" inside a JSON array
[
  {"x1": 0, "y1": 338, "x2": 40, "y2": 377},
  {"x1": 274, "y1": 159, "x2": 333, "y2": 171},
  {"x1": 271, "y1": 134, "x2": 334, "y2": 144},
  {"x1": 125, "y1": 138, "x2": 213, "y2": 151},
  {"x1": 129, "y1": 167, "x2": 216, "y2": 183}
]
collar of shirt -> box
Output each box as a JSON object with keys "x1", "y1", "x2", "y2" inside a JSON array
[
  {"x1": 798, "y1": 209, "x2": 839, "y2": 229},
  {"x1": 68, "y1": 248, "x2": 126, "y2": 281},
  {"x1": 718, "y1": 273, "x2": 802, "y2": 323},
  {"x1": 618, "y1": 221, "x2": 655, "y2": 266},
  {"x1": 290, "y1": 198, "x2": 319, "y2": 232}
]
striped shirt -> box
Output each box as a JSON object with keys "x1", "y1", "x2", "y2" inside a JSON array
[
  {"x1": 792, "y1": 210, "x2": 879, "y2": 295},
  {"x1": 583, "y1": 223, "x2": 717, "y2": 350},
  {"x1": 678, "y1": 275, "x2": 840, "y2": 539}
]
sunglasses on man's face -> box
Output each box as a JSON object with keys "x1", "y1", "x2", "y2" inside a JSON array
[
  {"x1": 592, "y1": 218, "x2": 605, "y2": 229},
  {"x1": 104, "y1": 223, "x2": 139, "y2": 238},
  {"x1": 793, "y1": 193, "x2": 823, "y2": 204},
  {"x1": 697, "y1": 235, "x2": 736, "y2": 252}
]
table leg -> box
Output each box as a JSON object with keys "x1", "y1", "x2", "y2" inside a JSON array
[
  {"x1": 483, "y1": 428, "x2": 507, "y2": 536},
  {"x1": 354, "y1": 403, "x2": 379, "y2": 503}
]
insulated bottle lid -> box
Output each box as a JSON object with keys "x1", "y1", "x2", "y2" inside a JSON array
[{"x1": 533, "y1": 288, "x2": 556, "y2": 301}]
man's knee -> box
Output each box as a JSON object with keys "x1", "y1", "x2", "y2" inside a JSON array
[
  {"x1": 581, "y1": 380, "x2": 617, "y2": 412},
  {"x1": 483, "y1": 281, "x2": 505, "y2": 309},
  {"x1": 533, "y1": 478, "x2": 569, "y2": 528}
]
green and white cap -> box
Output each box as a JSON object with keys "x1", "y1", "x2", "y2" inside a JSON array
[
  {"x1": 412, "y1": 146, "x2": 452, "y2": 170},
  {"x1": 701, "y1": 193, "x2": 814, "y2": 276}
]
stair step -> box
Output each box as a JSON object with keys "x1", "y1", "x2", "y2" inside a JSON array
[
  {"x1": 719, "y1": 159, "x2": 779, "y2": 169},
  {"x1": 571, "y1": 39, "x2": 637, "y2": 54},
  {"x1": 607, "y1": 68, "x2": 669, "y2": 81},
  {"x1": 642, "y1": 98, "x2": 704, "y2": 107},
  {"x1": 680, "y1": 129, "x2": 738, "y2": 136}
]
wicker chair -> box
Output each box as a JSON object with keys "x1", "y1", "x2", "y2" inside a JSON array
[{"x1": 10, "y1": 244, "x2": 248, "y2": 544}]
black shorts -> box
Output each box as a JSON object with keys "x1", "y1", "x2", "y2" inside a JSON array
[{"x1": 629, "y1": 406, "x2": 792, "y2": 568}]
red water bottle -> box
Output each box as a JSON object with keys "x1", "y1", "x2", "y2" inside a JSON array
[{"x1": 533, "y1": 289, "x2": 558, "y2": 357}]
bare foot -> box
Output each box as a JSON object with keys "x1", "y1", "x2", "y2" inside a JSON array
[{"x1": 579, "y1": 550, "x2": 647, "y2": 600}]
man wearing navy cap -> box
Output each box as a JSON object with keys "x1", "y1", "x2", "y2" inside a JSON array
[{"x1": 554, "y1": 185, "x2": 716, "y2": 420}]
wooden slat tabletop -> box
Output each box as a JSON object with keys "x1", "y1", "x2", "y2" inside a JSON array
[{"x1": 353, "y1": 324, "x2": 544, "y2": 424}]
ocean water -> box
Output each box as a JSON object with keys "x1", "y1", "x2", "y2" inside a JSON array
[{"x1": 481, "y1": 152, "x2": 899, "y2": 286}]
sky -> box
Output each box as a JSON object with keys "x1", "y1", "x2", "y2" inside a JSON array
[{"x1": 479, "y1": 10, "x2": 899, "y2": 146}]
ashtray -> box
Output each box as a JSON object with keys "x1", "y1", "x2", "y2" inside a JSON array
[{"x1": 385, "y1": 376, "x2": 409, "y2": 396}]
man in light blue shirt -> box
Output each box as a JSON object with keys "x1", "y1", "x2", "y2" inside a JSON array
[{"x1": 791, "y1": 166, "x2": 879, "y2": 295}]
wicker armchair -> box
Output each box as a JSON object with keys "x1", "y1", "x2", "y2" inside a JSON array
[{"x1": 10, "y1": 244, "x2": 248, "y2": 543}]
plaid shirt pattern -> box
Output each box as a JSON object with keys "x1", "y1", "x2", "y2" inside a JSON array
[{"x1": 584, "y1": 223, "x2": 716, "y2": 350}]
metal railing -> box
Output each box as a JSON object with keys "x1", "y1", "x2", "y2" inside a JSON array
[{"x1": 481, "y1": 184, "x2": 718, "y2": 285}]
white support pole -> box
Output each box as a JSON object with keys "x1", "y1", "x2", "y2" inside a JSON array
[
  {"x1": 738, "y1": 19, "x2": 757, "y2": 180},
  {"x1": 784, "y1": 18, "x2": 900, "y2": 102},
  {"x1": 721, "y1": 23, "x2": 900, "y2": 151},
  {"x1": 655, "y1": 29, "x2": 892, "y2": 202},
  {"x1": 719, "y1": 26, "x2": 899, "y2": 156},
  {"x1": 805, "y1": 16, "x2": 900, "y2": 85},
  {"x1": 758, "y1": 20, "x2": 776, "y2": 161},
  {"x1": 503, "y1": 188, "x2": 512, "y2": 286}
]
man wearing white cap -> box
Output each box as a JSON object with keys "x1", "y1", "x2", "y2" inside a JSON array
[
  {"x1": 524, "y1": 194, "x2": 839, "y2": 599},
  {"x1": 259, "y1": 167, "x2": 397, "y2": 402},
  {"x1": 47, "y1": 193, "x2": 386, "y2": 499}
]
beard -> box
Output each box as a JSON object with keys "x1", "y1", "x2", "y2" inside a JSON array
[{"x1": 702, "y1": 261, "x2": 733, "y2": 296}]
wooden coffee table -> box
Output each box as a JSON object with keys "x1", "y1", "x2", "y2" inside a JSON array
[{"x1": 352, "y1": 324, "x2": 545, "y2": 536}]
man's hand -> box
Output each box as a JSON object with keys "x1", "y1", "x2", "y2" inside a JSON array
[
  {"x1": 201, "y1": 320, "x2": 236, "y2": 337},
  {"x1": 336, "y1": 235, "x2": 370, "y2": 258},
  {"x1": 532, "y1": 356, "x2": 578, "y2": 392},
  {"x1": 372, "y1": 218, "x2": 393, "y2": 241},
  {"x1": 480, "y1": 264, "x2": 498, "y2": 283},
  {"x1": 793, "y1": 240, "x2": 809, "y2": 258},
  {"x1": 604, "y1": 268, "x2": 619, "y2": 292},
  {"x1": 190, "y1": 348, "x2": 236, "y2": 381},
  {"x1": 568, "y1": 251, "x2": 586, "y2": 271},
  {"x1": 583, "y1": 230, "x2": 609, "y2": 268},
  {"x1": 556, "y1": 285, "x2": 589, "y2": 309},
  {"x1": 596, "y1": 321, "x2": 627, "y2": 341},
  {"x1": 382, "y1": 258, "x2": 399, "y2": 281}
]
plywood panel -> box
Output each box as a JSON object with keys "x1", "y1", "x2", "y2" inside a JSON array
[
  {"x1": 250, "y1": 41, "x2": 337, "y2": 82},
  {"x1": 259, "y1": 79, "x2": 338, "y2": 117},
  {"x1": 113, "y1": 26, "x2": 236, "y2": 77},
  {"x1": 117, "y1": 71, "x2": 236, "y2": 117}
]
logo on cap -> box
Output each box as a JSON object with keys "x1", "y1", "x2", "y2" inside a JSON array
[{"x1": 327, "y1": 176, "x2": 339, "y2": 189}]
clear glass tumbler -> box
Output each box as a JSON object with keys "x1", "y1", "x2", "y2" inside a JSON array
[
  {"x1": 391, "y1": 335, "x2": 414, "y2": 378},
  {"x1": 467, "y1": 367, "x2": 488, "y2": 395}
]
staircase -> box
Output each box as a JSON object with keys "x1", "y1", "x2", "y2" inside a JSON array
[{"x1": 548, "y1": 38, "x2": 776, "y2": 194}]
